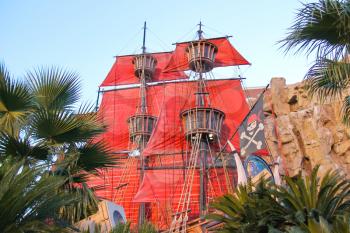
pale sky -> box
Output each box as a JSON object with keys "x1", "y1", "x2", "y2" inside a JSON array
[{"x1": 0, "y1": 0, "x2": 314, "y2": 103}]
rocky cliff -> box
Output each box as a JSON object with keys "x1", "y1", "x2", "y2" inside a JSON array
[{"x1": 260, "y1": 78, "x2": 350, "y2": 177}]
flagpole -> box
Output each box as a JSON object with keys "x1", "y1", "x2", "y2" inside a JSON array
[{"x1": 216, "y1": 83, "x2": 270, "y2": 159}]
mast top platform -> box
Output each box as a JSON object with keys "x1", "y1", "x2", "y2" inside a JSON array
[{"x1": 132, "y1": 21, "x2": 157, "y2": 80}]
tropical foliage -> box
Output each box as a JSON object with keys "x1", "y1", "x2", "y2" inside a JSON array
[
  {"x1": 81, "y1": 222, "x2": 157, "y2": 233},
  {"x1": 0, "y1": 63, "x2": 117, "y2": 231},
  {"x1": 110, "y1": 222, "x2": 131, "y2": 233},
  {"x1": 208, "y1": 166, "x2": 350, "y2": 233},
  {"x1": 136, "y1": 221, "x2": 158, "y2": 233},
  {"x1": 0, "y1": 160, "x2": 74, "y2": 232},
  {"x1": 280, "y1": 0, "x2": 350, "y2": 125}
]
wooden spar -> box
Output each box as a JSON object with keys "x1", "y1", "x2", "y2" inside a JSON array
[
  {"x1": 172, "y1": 35, "x2": 232, "y2": 45},
  {"x1": 94, "y1": 87, "x2": 101, "y2": 111},
  {"x1": 99, "y1": 77, "x2": 245, "y2": 93}
]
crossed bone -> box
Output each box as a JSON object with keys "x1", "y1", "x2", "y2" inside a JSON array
[{"x1": 240, "y1": 123, "x2": 264, "y2": 156}]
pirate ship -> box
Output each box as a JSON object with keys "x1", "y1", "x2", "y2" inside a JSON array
[{"x1": 89, "y1": 22, "x2": 274, "y2": 231}]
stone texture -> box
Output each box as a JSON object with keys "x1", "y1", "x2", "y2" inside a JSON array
[
  {"x1": 270, "y1": 78, "x2": 290, "y2": 115},
  {"x1": 264, "y1": 77, "x2": 350, "y2": 177}
]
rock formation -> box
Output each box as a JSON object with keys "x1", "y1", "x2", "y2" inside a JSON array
[{"x1": 261, "y1": 77, "x2": 350, "y2": 177}]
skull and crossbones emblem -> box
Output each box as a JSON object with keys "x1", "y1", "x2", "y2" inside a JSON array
[{"x1": 240, "y1": 113, "x2": 264, "y2": 156}]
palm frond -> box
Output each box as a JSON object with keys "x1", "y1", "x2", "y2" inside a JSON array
[
  {"x1": 208, "y1": 165, "x2": 350, "y2": 232},
  {"x1": 332, "y1": 214, "x2": 350, "y2": 233},
  {"x1": 59, "y1": 182, "x2": 99, "y2": 223},
  {"x1": 0, "y1": 160, "x2": 76, "y2": 232},
  {"x1": 0, "y1": 64, "x2": 33, "y2": 135},
  {"x1": 280, "y1": 0, "x2": 350, "y2": 60},
  {"x1": 31, "y1": 109, "x2": 102, "y2": 145},
  {"x1": 207, "y1": 180, "x2": 287, "y2": 232},
  {"x1": 77, "y1": 141, "x2": 119, "y2": 173},
  {"x1": 305, "y1": 58, "x2": 350, "y2": 101},
  {"x1": 0, "y1": 133, "x2": 49, "y2": 162},
  {"x1": 341, "y1": 95, "x2": 350, "y2": 125},
  {"x1": 110, "y1": 222, "x2": 131, "y2": 233},
  {"x1": 27, "y1": 66, "x2": 81, "y2": 110},
  {"x1": 137, "y1": 221, "x2": 157, "y2": 233},
  {"x1": 74, "y1": 103, "x2": 106, "y2": 138},
  {"x1": 277, "y1": 166, "x2": 350, "y2": 225}
]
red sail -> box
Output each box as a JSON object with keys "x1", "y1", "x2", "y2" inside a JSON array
[
  {"x1": 100, "y1": 52, "x2": 188, "y2": 87},
  {"x1": 95, "y1": 85, "x2": 164, "y2": 151},
  {"x1": 133, "y1": 170, "x2": 183, "y2": 202},
  {"x1": 143, "y1": 79, "x2": 250, "y2": 156},
  {"x1": 91, "y1": 156, "x2": 141, "y2": 225},
  {"x1": 164, "y1": 37, "x2": 250, "y2": 73},
  {"x1": 90, "y1": 85, "x2": 165, "y2": 224},
  {"x1": 91, "y1": 79, "x2": 268, "y2": 228},
  {"x1": 133, "y1": 79, "x2": 249, "y2": 228}
]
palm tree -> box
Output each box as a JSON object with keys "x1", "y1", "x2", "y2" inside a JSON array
[
  {"x1": 286, "y1": 214, "x2": 350, "y2": 233},
  {"x1": 0, "y1": 159, "x2": 74, "y2": 232},
  {"x1": 0, "y1": 63, "x2": 119, "y2": 226},
  {"x1": 207, "y1": 179, "x2": 287, "y2": 233},
  {"x1": 280, "y1": 0, "x2": 350, "y2": 124},
  {"x1": 80, "y1": 222, "x2": 155, "y2": 233},
  {"x1": 276, "y1": 166, "x2": 350, "y2": 232},
  {"x1": 137, "y1": 221, "x2": 158, "y2": 233},
  {"x1": 110, "y1": 222, "x2": 131, "y2": 233},
  {"x1": 208, "y1": 166, "x2": 350, "y2": 232}
]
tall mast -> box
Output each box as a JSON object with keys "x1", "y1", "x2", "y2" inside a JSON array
[
  {"x1": 142, "y1": 21, "x2": 147, "y2": 54},
  {"x1": 138, "y1": 21, "x2": 147, "y2": 225},
  {"x1": 179, "y1": 22, "x2": 223, "y2": 221},
  {"x1": 128, "y1": 21, "x2": 158, "y2": 226},
  {"x1": 196, "y1": 21, "x2": 205, "y2": 107},
  {"x1": 139, "y1": 21, "x2": 147, "y2": 114},
  {"x1": 197, "y1": 21, "x2": 203, "y2": 40},
  {"x1": 196, "y1": 22, "x2": 208, "y2": 217}
]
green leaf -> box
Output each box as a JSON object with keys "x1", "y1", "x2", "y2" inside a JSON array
[
  {"x1": 77, "y1": 141, "x2": 119, "y2": 173},
  {"x1": 27, "y1": 66, "x2": 81, "y2": 110},
  {"x1": 341, "y1": 95, "x2": 350, "y2": 125},
  {"x1": 0, "y1": 160, "x2": 76, "y2": 231},
  {"x1": 0, "y1": 63, "x2": 33, "y2": 135},
  {"x1": 279, "y1": 0, "x2": 350, "y2": 60},
  {"x1": 305, "y1": 59, "x2": 350, "y2": 102},
  {"x1": 0, "y1": 133, "x2": 49, "y2": 161}
]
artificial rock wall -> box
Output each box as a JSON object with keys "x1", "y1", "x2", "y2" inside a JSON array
[{"x1": 262, "y1": 78, "x2": 350, "y2": 177}]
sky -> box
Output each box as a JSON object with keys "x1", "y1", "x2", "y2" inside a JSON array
[{"x1": 0, "y1": 0, "x2": 315, "y2": 103}]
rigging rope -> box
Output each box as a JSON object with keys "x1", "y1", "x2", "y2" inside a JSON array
[
  {"x1": 169, "y1": 133, "x2": 201, "y2": 233},
  {"x1": 114, "y1": 156, "x2": 137, "y2": 202}
]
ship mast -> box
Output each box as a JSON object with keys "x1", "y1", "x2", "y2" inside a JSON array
[
  {"x1": 170, "y1": 22, "x2": 225, "y2": 232},
  {"x1": 196, "y1": 22, "x2": 208, "y2": 216},
  {"x1": 182, "y1": 22, "x2": 224, "y2": 218},
  {"x1": 140, "y1": 21, "x2": 147, "y2": 114},
  {"x1": 127, "y1": 21, "x2": 158, "y2": 226}
]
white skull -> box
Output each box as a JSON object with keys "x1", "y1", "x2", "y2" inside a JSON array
[{"x1": 247, "y1": 120, "x2": 257, "y2": 134}]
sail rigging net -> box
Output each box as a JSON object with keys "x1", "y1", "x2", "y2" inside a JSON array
[
  {"x1": 100, "y1": 52, "x2": 188, "y2": 87},
  {"x1": 163, "y1": 37, "x2": 250, "y2": 73}
]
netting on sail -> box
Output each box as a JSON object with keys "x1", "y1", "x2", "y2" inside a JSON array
[
  {"x1": 90, "y1": 79, "x2": 267, "y2": 229},
  {"x1": 90, "y1": 85, "x2": 164, "y2": 224},
  {"x1": 143, "y1": 79, "x2": 249, "y2": 156},
  {"x1": 132, "y1": 79, "x2": 252, "y2": 229},
  {"x1": 95, "y1": 85, "x2": 164, "y2": 151},
  {"x1": 133, "y1": 170, "x2": 183, "y2": 202},
  {"x1": 164, "y1": 37, "x2": 250, "y2": 73},
  {"x1": 100, "y1": 52, "x2": 188, "y2": 87}
]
